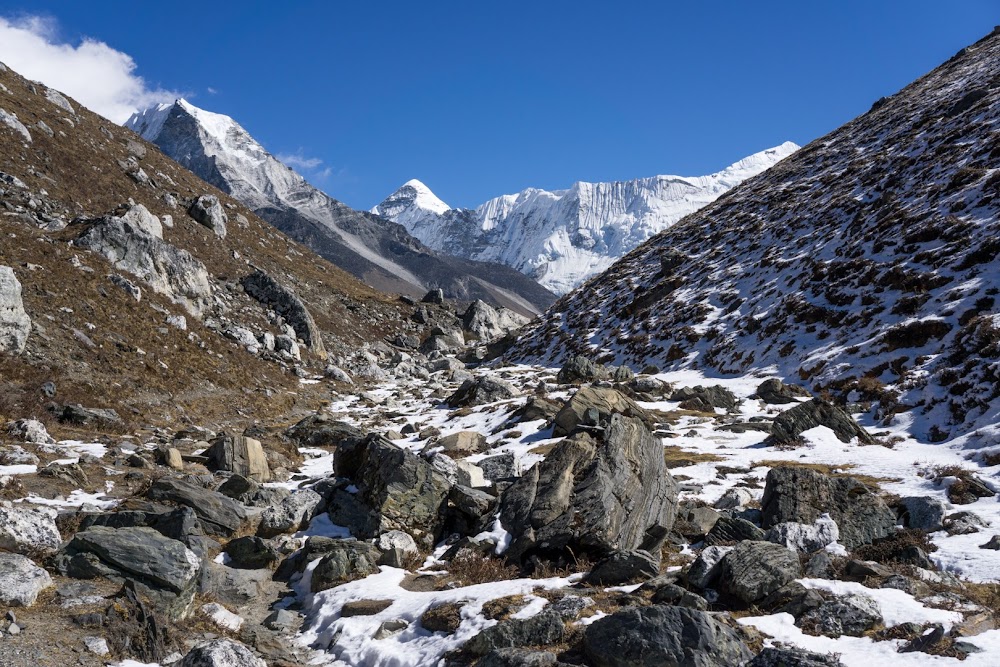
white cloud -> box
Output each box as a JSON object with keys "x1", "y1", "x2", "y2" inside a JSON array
[
  {"x1": 277, "y1": 151, "x2": 324, "y2": 170},
  {"x1": 0, "y1": 15, "x2": 182, "y2": 123}
]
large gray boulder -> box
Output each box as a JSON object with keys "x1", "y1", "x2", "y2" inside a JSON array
[
  {"x1": 768, "y1": 399, "x2": 874, "y2": 445},
  {"x1": 309, "y1": 540, "x2": 381, "y2": 592},
  {"x1": 257, "y1": 488, "x2": 323, "y2": 538},
  {"x1": 761, "y1": 467, "x2": 895, "y2": 549},
  {"x1": 73, "y1": 217, "x2": 212, "y2": 316},
  {"x1": 671, "y1": 385, "x2": 739, "y2": 411},
  {"x1": 556, "y1": 355, "x2": 634, "y2": 385},
  {"x1": 447, "y1": 376, "x2": 518, "y2": 407},
  {"x1": 240, "y1": 269, "x2": 325, "y2": 355},
  {"x1": 329, "y1": 435, "x2": 452, "y2": 549},
  {"x1": 0, "y1": 503, "x2": 62, "y2": 555},
  {"x1": 583, "y1": 604, "x2": 753, "y2": 667},
  {"x1": 0, "y1": 552, "x2": 52, "y2": 607},
  {"x1": 0, "y1": 266, "x2": 30, "y2": 353},
  {"x1": 552, "y1": 386, "x2": 654, "y2": 437},
  {"x1": 188, "y1": 195, "x2": 228, "y2": 238},
  {"x1": 120, "y1": 203, "x2": 163, "y2": 239},
  {"x1": 719, "y1": 540, "x2": 802, "y2": 604},
  {"x1": 204, "y1": 432, "x2": 271, "y2": 482},
  {"x1": 147, "y1": 477, "x2": 249, "y2": 537},
  {"x1": 756, "y1": 379, "x2": 811, "y2": 404},
  {"x1": 181, "y1": 639, "x2": 266, "y2": 667},
  {"x1": 464, "y1": 610, "x2": 565, "y2": 656},
  {"x1": 500, "y1": 414, "x2": 678, "y2": 563},
  {"x1": 899, "y1": 496, "x2": 947, "y2": 532},
  {"x1": 462, "y1": 300, "x2": 527, "y2": 341},
  {"x1": 797, "y1": 593, "x2": 882, "y2": 637}
]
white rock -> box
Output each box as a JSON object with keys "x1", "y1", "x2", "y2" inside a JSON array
[
  {"x1": 0, "y1": 266, "x2": 30, "y2": 353},
  {"x1": 765, "y1": 513, "x2": 840, "y2": 553},
  {"x1": 456, "y1": 460, "x2": 488, "y2": 488},
  {"x1": 6, "y1": 419, "x2": 54, "y2": 444},
  {"x1": 83, "y1": 636, "x2": 110, "y2": 656},
  {"x1": 375, "y1": 530, "x2": 419, "y2": 556},
  {"x1": 0, "y1": 108, "x2": 31, "y2": 143},
  {"x1": 120, "y1": 203, "x2": 163, "y2": 239},
  {"x1": 714, "y1": 487, "x2": 754, "y2": 510},
  {"x1": 201, "y1": 603, "x2": 244, "y2": 631},
  {"x1": 0, "y1": 552, "x2": 52, "y2": 606},
  {"x1": 180, "y1": 638, "x2": 266, "y2": 667},
  {"x1": 0, "y1": 502, "x2": 62, "y2": 555},
  {"x1": 167, "y1": 314, "x2": 187, "y2": 330}
]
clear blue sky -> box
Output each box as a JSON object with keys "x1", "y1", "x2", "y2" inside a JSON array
[{"x1": 5, "y1": 1, "x2": 997, "y2": 209}]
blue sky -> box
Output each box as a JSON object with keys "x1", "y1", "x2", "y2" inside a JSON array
[{"x1": 1, "y1": 1, "x2": 996, "y2": 209}]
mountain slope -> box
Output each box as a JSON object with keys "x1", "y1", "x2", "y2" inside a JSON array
[
  {"x1": 126, "y1": 101, "x2": 555, "y2": 315},
  {"x1": 373, "y1": 143, "x2": 798, "y2": 294},
  {"x1": 509, "y1": 28, "x2": 1000, "y2": 442}
]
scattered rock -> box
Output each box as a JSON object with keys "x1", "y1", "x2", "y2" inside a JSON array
[
  {"x1": 6, "y1": 418, "x2": 53, "y2": 444},
  {"x1": 586, "y1": 549, "x2": 660, "y2": 585},
  {"x1": 686, "y1": 545, "x2": 732, "y2": 590},
  {"x1": 420, "y1": 601, "x2": 464, "y2": 633},
  {"x1": 748, "y1": 647, "x2": 845, "y2": 666},
  {"x1": 765, "y1": 514, "x2": 840, "y2": 553},
  {"x1": 671, "y1": 385, "x2": 739, "y2": 411},
  {"x1": 447, "y1": 376, "x2": 518, "y2": 407},
  {"x1": 120, "y1": 203, "x2": 163, "y2": 239},
  {"x1": 756, "y1": 379, "x2": 811, "y2": 404},
  {"x1": 552, "y1": 386, "x2": 654, "y2": 436},
  {"x1": 310, "y1": 540, "x2": 381, "y2": 592},
  {"x1": 0, "y1": 552, "x2": 52, "y2": 606},
  {"x1": 341, "y1": 599, "x2": 393, "y2": 617},
  {"x1": 944, "y1": 510, "x2": 989, "y2": 535},
  {"x1": 146, "y1": 477, "x2": 249, "y2": 537},
  {"x1": 241, "y1": 269, "x2": 325, "y2": 355},
  {"x1": 188, "y1": 195, "x2": 228, "y2": 238},
  {"x1": 704, "y1": 516, "x2": 766, "y2": 546},
  {"x1": 224, "y1": 536, "x2": 279, "y2": 570},
  {"x1": 257, "y1": 488, "x2": 322, "y2": 538},
  {"x1": 899, "y1": 496, "x2": 947, "y2": 532},
  {"x1": 462, "y1": 300, "x2": 528, "y2": 341},
  {"x1": 464, "y1": 609, "x2": 564, "y2": 656},
  {"x1": 556, "y1": 354, "x2": 633, "y2": 385},
  {"x1": 375, "y1": 530, "x2": 420, "y2": 568},
  {"x1": 0, "y1": 266, "x2": 31, "y2": 353},
  {"x1": 0, "y1": 502, "x2": 62, "y2": 555},
  {"x1": 798, "y1": 593, "x2": 882, "y2": 637},
  {"x1": 180, "y1": 639, "x2": 266, "y2": 667}
]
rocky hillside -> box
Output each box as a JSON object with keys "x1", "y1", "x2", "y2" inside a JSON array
[
  {"x1": 511, "y1": 27, "x2": 1000, "y2": 442},
  {"x1": 126, "y1": 101, "x2": 555, "y2": 316},
  {"x1": 0, "y1": 61, "x2": 421, "y2": 429},
  {"x1": 374, "y1": 143, "x2": 797, "y2": 294}
]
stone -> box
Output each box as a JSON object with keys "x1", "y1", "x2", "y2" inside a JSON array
[
  {"x1": 0, "y1": 445, "x2": 39, "y2": 465},
  {"x1": 714, "y1": 487, "x2": 755, "y2": 510},
  {"x1": 756, "y1": 379, "x2": 811, "y2": 404},
  {"x1": 73, "y1": 216, "x2": 212, "y2": 316},
  {"x1": 704, "y1": 516, "x2": 766, "y2": 545},
  {"x1": 0, "y1": 502, "x2": 62, "y2": 556},
  {"x1": 188, "y1": 195, "x2": 228, "y2": 238},
  {"x1": 899, "y1": 496, "x2": 947, "y2": 531},
  {"x1": 224, "y1": 536, "x2": 279, "y2": 570},
  {"x1": 120, "y1": 203, "x2": 163, "y2": 239},
  {"x1": 748, "y1": 647, "x2": 845, "y2": 666},
  {"x1": 83, "y1": 636, "x2": 110, "y2": 657},
  {"x1": 201, "y1": 602, "x2": 244, "y2": 631},
  {"x1": 804, "y1": 551, "x2": 834, "y2": 578},
  {"x1": 455, "y1": 460, "x2": 488, "y2": 488},
  {"x1": 552, "y1": 386, "x2": 654, "y2": 437},
  {"x1": 263, "y1": 609, "x2": 301, "y2": 632},
  {"x1": 0, "y1": 107, "x2": 31, "y2": 142},
  {"x1": 180, "y1": 639, "x2": 266, "y2": 667},
  {"x1": 767, "y1": 399, "x2": 875, "y2": 445},
  {"x1": 719, "y1": 541, "x2": 802, "y2": 604},
  {"x1": 649, "y1": 583, "x2": 709, "y2": 610},
  {"x1": 583, "y1": 604, "x2": 752, "y2": 667},
  {"x1": 447, "y1": 376, "x2": 518, "y2": 407},
  {"x1": 147, "y1": 477, "x2": 249, "y2": 536},
  {"x1": 287, "y1": 415, "x2": 364, "y2": 449},
  {"x1": 374, "y1": 619, "x2": 409, "y2": 639},
  {"x1": 310, "y1": 540, "x2": 381, "y2": 592},
  {"x1": 341, "y1": 599, "x2": 393, "y2": 617},
  {"x1": 980, "y1": 535, "x2": 1000, "y2": 550},
  {"x1": 798, "y1": 593, "x2": 882, "y2": 637},
  {"x1": 765, "y1": 514, "x2": 840, "y2": 553},
  {"x1": 257, "y1": 488, "x2": 322, "y2": 538},
  {"x1": 477, "y1": 649, "x2": 557, "y2": 667},
  {"x1": 375, "y1": 530, "x2": 419, "y2": 568},
  {"x1": 431, "y1": 430, "x2": 489, "y2": 457},
  {"x1": 199, "y1": 563, "x2": 271, "y2": 607},
  {"x1": 52, "y1": 403, "x2": 122, "y2": 426},
  {"x1": 944, "y1": 510, "x2": 989, "y2": 535},
  {"x1": 0, "y1": 266, "x2": 30, "y2": 353},
  {"x1": 761, "y1": 466, "x2": 895, "y2": 549},
  {"x1": 514, "y1": 396, "x2": 562, "y2": 424},
  {"x1": 44, "y1": 87, "x2": 75, "y2": 114},
  {"x1": 500, "y1": 414, "x2": 678, "y2": 562},
  {"x1": 586, "y1": 550, "x2": 660, "y2": 585},
  {"x1": 241, "y1": 269, "x2": 325, "y2": 355},
  {"x1": 462, "y1": 300, "x2": 528, "y2": 341},
  {"x1": 329, "y1": 434, "x2": 452, "y2": 549},
  {"x1": 6, "y1": 418, "x2": 54, "y2": 444},
  {"x1": 0, "y1": 552, "x2": 52, "y2": 607},
  {"x1": 556, "y1": 355, "x2": 634, "y2": 385},
  {"x1": 204, "y1": 433, "x2": 271, "y2": 482},
  {"x1": 464, "y1": 610, "x2": 565, "y2": 656},
  {"x1": 479, "y1": 453, "x2": 520, "y2": 481},
  {"x1": 686, "y1": 545, "x2": 732, "y2": 589},
  {"x1": 671, "y1": 385, "x2": 739, "y2": 411}
]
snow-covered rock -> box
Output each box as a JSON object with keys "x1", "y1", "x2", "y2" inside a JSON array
[
  {"x1": 374, "y1": 143, "x2": 797, "y2": 294},
  {"x1": 0, "y1": 502, "x2": 62, "y2": 555}
]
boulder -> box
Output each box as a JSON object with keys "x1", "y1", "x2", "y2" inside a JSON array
[
  {"x1": 552, "y1": 386, "x2": 654, "y2": 437},
  {"x1": 671, "y1": 385, "x2": 739, "y2": 411},
  {"x1": 719, "y1": 540, "x2": 802, "y2": 604},
  {"x1": 240, "y1": 269, "x2": 325, "y2": 355},
  {"x1": 556, "y1": 355, "x2": 634, "y2": 385},
  {"x1": 479, "y1": 452, "x2": 520, "y2": 481},
  {"x1": 287, "y1": 415, "x2": 364, "y2": 449},
  {"x1": 898, "y1": 496, "x2": 946, "y2": 532},
  {"x1": 686, "y1": 545, "x2": 732, "y2": 590},
  {"x1": 500, "y1": 414, "x2": 678, "y2": 562},
  {"x1": 329, "y1": 434, "x2": 452, "y2": 549},
  {"x1": 421, "y1": 288, "x2": 445, "y2": 304},
  {"x1": 430, "y1": 430, "x2": 489, "y2": 457},
  {"x1": 0, "y1": 552, "x2": 52, "y2": 606},
  {"x1": 257, "y1": 488, "x2": 323, "y2": 538},
  {"x1": 73, "y1": 216, "x2": 212, "y2": 316},
  {"x1": 514, "y1": 396, "x2": 562, "y2": 424},
  {"x1": 447, "y1": 376, "x2": 518, "y2": 407},
  {"x1": 0, "y1": 503, "x2": 62, "y2": 555},
  {"x1": 797, "y1": 593, "x2": 882, "y2": 637},
  {"x1": 464, "y1": 609, "x2": 564, "y2": 656},
  {"x1": 748, "y1": 648, "x2": 846, "y2": 667},
  {"x1": 756, "y1": 379, "x2": 811, "y2": 404},
  {"x1": 478, "y1": 649, "x2": 558, "y2": 667},
  {"x1": 704, "y1": 516, "x2": 766, "y2": 546},
  {"x1": 52, "y1": 403, "x2": 122, "y2": 426},
  {"x1": 204, "y1": 432, "x2": 271, "y2": 482},
  {"x1": 761, "y1": 467, "x2": 895, "y2": 549},
  {"x1": 0, "y1": 266, "x2": 30, "y2": 353},
  {"x1": 310, "y1": 540, "x2": 381, "y2": 592},
  {"x1": 649, "y1": 583, "x2": 709, "y2": 610},
  {"x1": 765, "y1": 515, "x2": 840, "y2": 553},
  {"x1": 120, "y1": 203, "x2": 163, "y2": 239},
  {"x1": 583, "y1": 604, "x2": 753, "y2": 667},
  {"x1": 224, "y1": 536, "x2": 279, "y2": 570},
  {"x1": 462, "y1": 300, "x2": 528, "y2": 341},
  {"x1": 586, "y1": 549, "x2": 660, "y2": 585},
  {"x1": 188, "y1": 195, "x2": 228, "y2": 238},
  {"x1": 6, "y1": 418, "x2": 54, "y2": 444},
  {"x1": 375, "y1": 530, "x2": 419, "y2": 568},
  {"x1": 768, "y1": 399, "x2": 874, "y2": 445},
  {"x1": 180, "y1": 639, "x2": 266, "y2": 667},
  {"x1": 199, "y1": 562, "x2": 271, "y2": 607},
  {"x1": 147, "y1": 477, "x2": 249, "y2": 537}
]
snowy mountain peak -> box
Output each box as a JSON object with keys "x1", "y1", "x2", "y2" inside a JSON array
[{"x1": 374, "y1": 143, "x2": 798, "y2": 294}]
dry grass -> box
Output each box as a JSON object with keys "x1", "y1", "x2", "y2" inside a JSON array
[
  {"x1": 752, "y1": 460, "x2": 900, "y2": 487},
  {"x1": 663, "y1": 445, "x2": 725, "y2": 468},
  {"x1": 446, "y1": 548, "x2": 520, "y2": 585}
]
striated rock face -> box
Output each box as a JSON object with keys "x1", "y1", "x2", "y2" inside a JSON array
[
  {"x1": 761, "y1": 467, "x2": 896, "y2": 549},
  {"x1": 768, "y1": 399, "x2": 874, "y2": 445},
  {"x1": 240, "y1": 269, "x2": 325, "y2": 355},
  {"x1": 0, "y1": 265, "x2": 30, "y2": 353},
  {"x1": 500, "y1": 413, "x2": 678, "y2": 562},
  {"x1": 583, "y1": 604, "x2": 753, "y2": 667},
  {"x1": 73, "y1": 216, "x2": 212, "y2": 316},
  {"x1": 146, "y1": 477, "x2": 249, "y2": 537},
  {"x1": 552, "y1": 386, "x2": 653, "y2": 437},
  {"x1": 719, "y1": 540, "x2": 802, "y2": 603}
]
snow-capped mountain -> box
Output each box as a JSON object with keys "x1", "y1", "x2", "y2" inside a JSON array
[
  {"x1": 125, "y1": 101, "x2": 555, "y2": 314},
  {"x1": 510, "y1": 28, "x2": 1000, "y2": 442},
  {"x1": 373, "y1": 143, "x2": 798, "y2": 294}
]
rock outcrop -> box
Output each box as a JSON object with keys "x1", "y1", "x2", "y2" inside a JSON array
[
  {"x1": 0, "y1": 266, "x2": 30, "y2": 353},
  {"x1": 240, "y1": 269, "x2": 325, "y2": 355}
]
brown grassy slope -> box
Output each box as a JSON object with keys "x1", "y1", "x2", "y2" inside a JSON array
[{"x1": 0, "y1": 63, "x2": 406, "y2": 430}]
